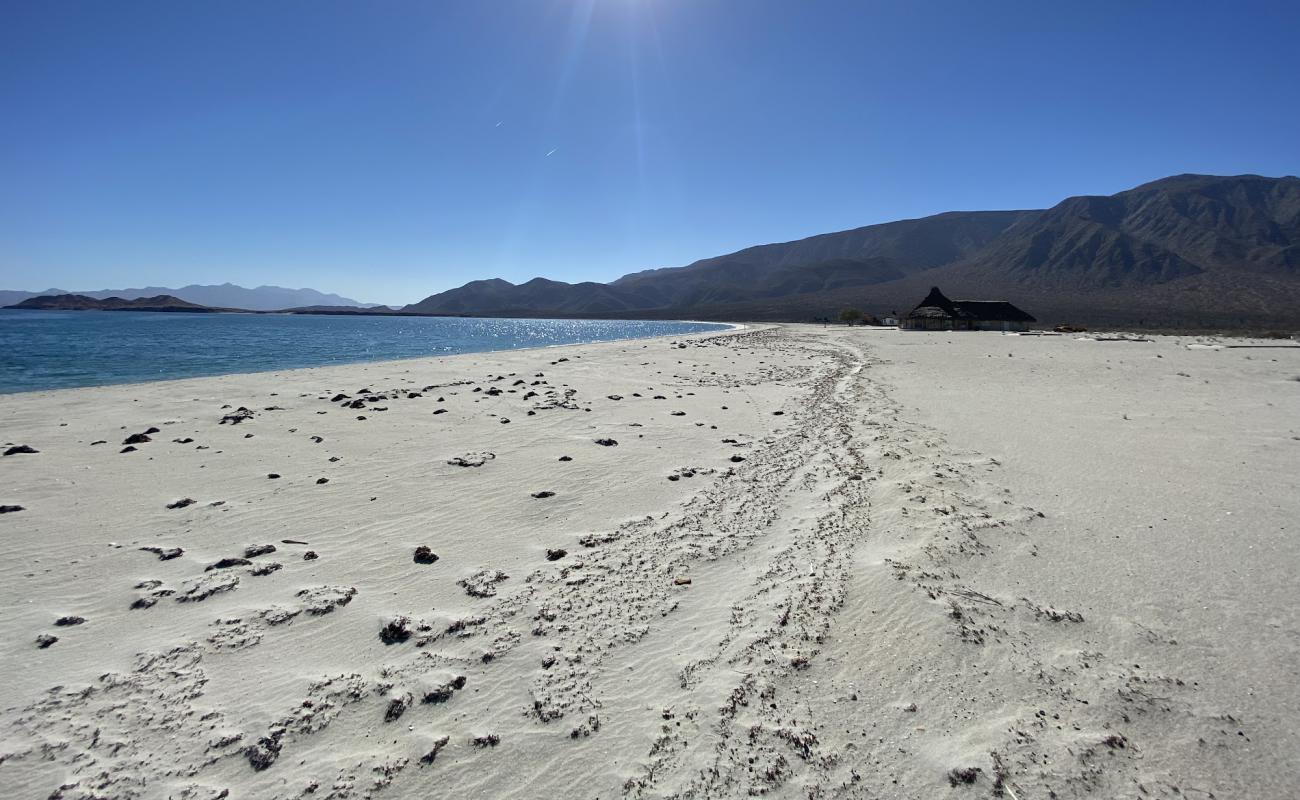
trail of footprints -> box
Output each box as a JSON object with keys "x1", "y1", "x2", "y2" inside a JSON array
[{"x1": 0, "y1": 328, "x2": 1245, "y2": 799}]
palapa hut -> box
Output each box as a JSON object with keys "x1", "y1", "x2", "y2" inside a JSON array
[{"x1": 902, "y1": 286, "x2": 1036, "y2": 332}]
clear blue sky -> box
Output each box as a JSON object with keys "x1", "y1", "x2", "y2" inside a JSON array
[{"x1": 3, "y1": 1, "x2": 1298, "y2": 305}]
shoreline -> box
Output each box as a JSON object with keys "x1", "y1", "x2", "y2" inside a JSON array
[
  {"x1": 1, "y1": 325, "x2": 1295, "y2": 798},
  {"x1": 0, "y1": 315, "x2": 742, "y2": 397}
]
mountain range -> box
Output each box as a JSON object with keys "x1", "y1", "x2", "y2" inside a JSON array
[
  {"x1": 404, "y1": 174, "x2": 1300, "y2": 329},
  {"x1": 0, "y1": 284, "x2": 376, "y2": 312}
]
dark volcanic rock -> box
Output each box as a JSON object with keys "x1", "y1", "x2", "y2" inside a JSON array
[
  {"x1": 379, "y1": 616, "x2": 414, "y2": 645},
  {"x1": 140, "y1": 545, "x2": 184, "y2": 560},
  {"x1": 35, "y1": 633, "x2": 58, "y2": 649},
  {"x1": 54, "y1": 616, "x2": 86, "y2": 626},
  {"x1": 205, "y1": 557, "x2": 252, "y2": 571},
  {"x1": 122, "y1": 432, "x2": 152, "y2": 445},
  {"x1": 447, "y1": 452, "x2": 495, "y2": 468},
  {"x1": 531, "y1": 491, "x2": 556, "y2": 499},
  {"x1": 120, "y1": 446, "x2": 137, "y2": 453},
  {"x1": 303, "y1": 550, "x2": 319, "y2": 561},
  {"x1": 316, "y1": 477, "x2": 329, "y2": 484},
  {"x1": 0, "y1": 505, "x2": 24, "y2": 514},
  {"x1": 594, "y1": 438, "x2": 618, "y2": 447},
  {"x1": 545, "y1": 548, "x2": 568, "y2": 561},
  {"x1": 4, "y1": 445, "x2": 38, "y2": 456},
  {"x1": 219, "y1": 407, "x2": 255, "y2": 425},
  {"x1": 166, "y1": 498, "x2": 196, "y2": 510},
  {"x1": 266, "y1": 473, "x2": 281, "y2": 479},
  {"x1": 243, "y1": 544, "x2": 277, "y2": 558},
  {"x1": 413, "y1": 546, "x2": 439, "y2": 564}
]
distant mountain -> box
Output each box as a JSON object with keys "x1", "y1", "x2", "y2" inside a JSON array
[
  {"x1": 9, "y1": 294, "x2": 213, "y2": 312},
  {"x1": 404, "y1": 174, "x2": 1300, "y2": 329},
  {"x1": 0, "y1": 283, "x2": 375, "y2": 311},
  {"x1": 404, "y1": 211, "x2": 1027, "y2": 316}
]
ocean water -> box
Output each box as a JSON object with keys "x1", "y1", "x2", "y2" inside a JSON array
[{"x1": 0, "y1": 310, "x2": 730, "y2": 394}]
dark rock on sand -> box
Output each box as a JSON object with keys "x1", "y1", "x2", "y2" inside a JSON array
[
  {"x1": 385, "y1": 691, "x2": 414, "y2": 722},
  {"x1": 206, "y1": 557, "x2": 252, "y2": 571},
  {"x1": 140, "y1": 546, "x2": 184, "y2": 560},
  {"x1": 4, "y1": 445, "x2": 38, "y2": 456},
  {"x1": 219, "y1": 407, "x2": 255, "y2": 425},
  {"x1": 303, "y1": 551, "x2": 319, "y2": 560},
  {"x1": 172, "y1": 437, "x2": 194, "y2": 444},
  {"x1": 250, "y1": 562, "x2": 282, "y2": 576},
  {"x1": 267, "y1": 473, "x2": 281, "y2": 479},
  {"x1": 419, "y1": 735, "x2": 452, "y2": 765},
  {"x1": 120, "y1": 446, "x2": 137, "y2": 453},
  {"x1": 122, "y1": 433, "x2": 152, "y2": 445},
  {"x1": 448, "y1": 452, "x2": 495, "y2": 468},
  {"x1": 0, "y1": 505, "x2": 25, "y2": 514},
  {"x1": 531, "y1": 491, "x2": 556, "y2": 499},
  {"x1": 166, "y1": 498, "x2": 196, "y2": 510},
  {"x1": 413, "y1": 546, "x2": 439, "y2": 564},
  {"x1": 245, "y1": 732, "x2": 283, "y2": 771},
  {"x1": 594, "y1": 438, "x2": 618, "y2": 447},
  {"x1": 558, "y1": 455, "x2": 572, "y2": 462},
  {"x1": 730, "y1": 455, "x2": 746, "y2": 463},
  {"x1": 55, "y1": 616, "x2": 86, "y2": 626},
  {"x1": 316, "y1": 477, "x2": 329, "y2": 484},
  {"x1": 546, "y1": 548, "x2": 568, "y2": 561},
  {"x1": 422, "y1": 675, "x2": 467, "y2": 704},
  {"x1": 130, "y1": 597, "x2": 158, "y2": 610},
  {"x1": 243, "y1": 544, "x2": 277, "y2": 558},
  {"x1": 947, "y1": 767, "x2": 981, "y2": 786},
  {"x1": 379, "y1": 616, "x2": 414, "y2": 645},
  {"x1": 35, "y1": 633, "x2": 58, "y2": 649}
]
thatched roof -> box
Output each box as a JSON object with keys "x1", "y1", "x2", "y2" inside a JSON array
[{"x1": 906, "y1": 287, "x2": 1036, "y2": 322}]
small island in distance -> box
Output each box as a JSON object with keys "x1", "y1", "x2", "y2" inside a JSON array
[{"x1": 9, "y1": 294, "x2": 217, "y2": 312}]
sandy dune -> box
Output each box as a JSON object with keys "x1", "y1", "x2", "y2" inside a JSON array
[{"x1": 1, "y1": 325, "x2": 1296, "y2": 799}]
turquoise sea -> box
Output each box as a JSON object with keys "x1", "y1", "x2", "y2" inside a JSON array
[{"x1": 0, "y1": 310, "x2": 729, "y2": 394}]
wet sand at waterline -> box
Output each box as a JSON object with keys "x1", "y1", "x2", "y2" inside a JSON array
[{"x1": 1, "y1": 324, "x2": 1296, "y2": 799}]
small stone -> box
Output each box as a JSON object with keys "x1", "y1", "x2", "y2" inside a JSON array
[
  {"x1": 413, "y1": 546, "x2": 439, "y2": 564},
  {"x1": 35, "y1": 633, "x2": 58, "y2": 648}
]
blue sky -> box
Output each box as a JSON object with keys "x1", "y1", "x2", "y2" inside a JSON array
[{"x1": 2, "y1": 1, "x2": 1298, "y2": 305}]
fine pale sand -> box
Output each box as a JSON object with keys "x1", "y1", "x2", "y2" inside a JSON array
[{"x1": 1, "y1": 325, "x2": 1296, "y2": 799}]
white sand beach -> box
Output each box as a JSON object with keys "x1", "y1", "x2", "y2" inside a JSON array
[{"x1": 1, "y1": 325, "x2": 1297, "y2": 799}]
